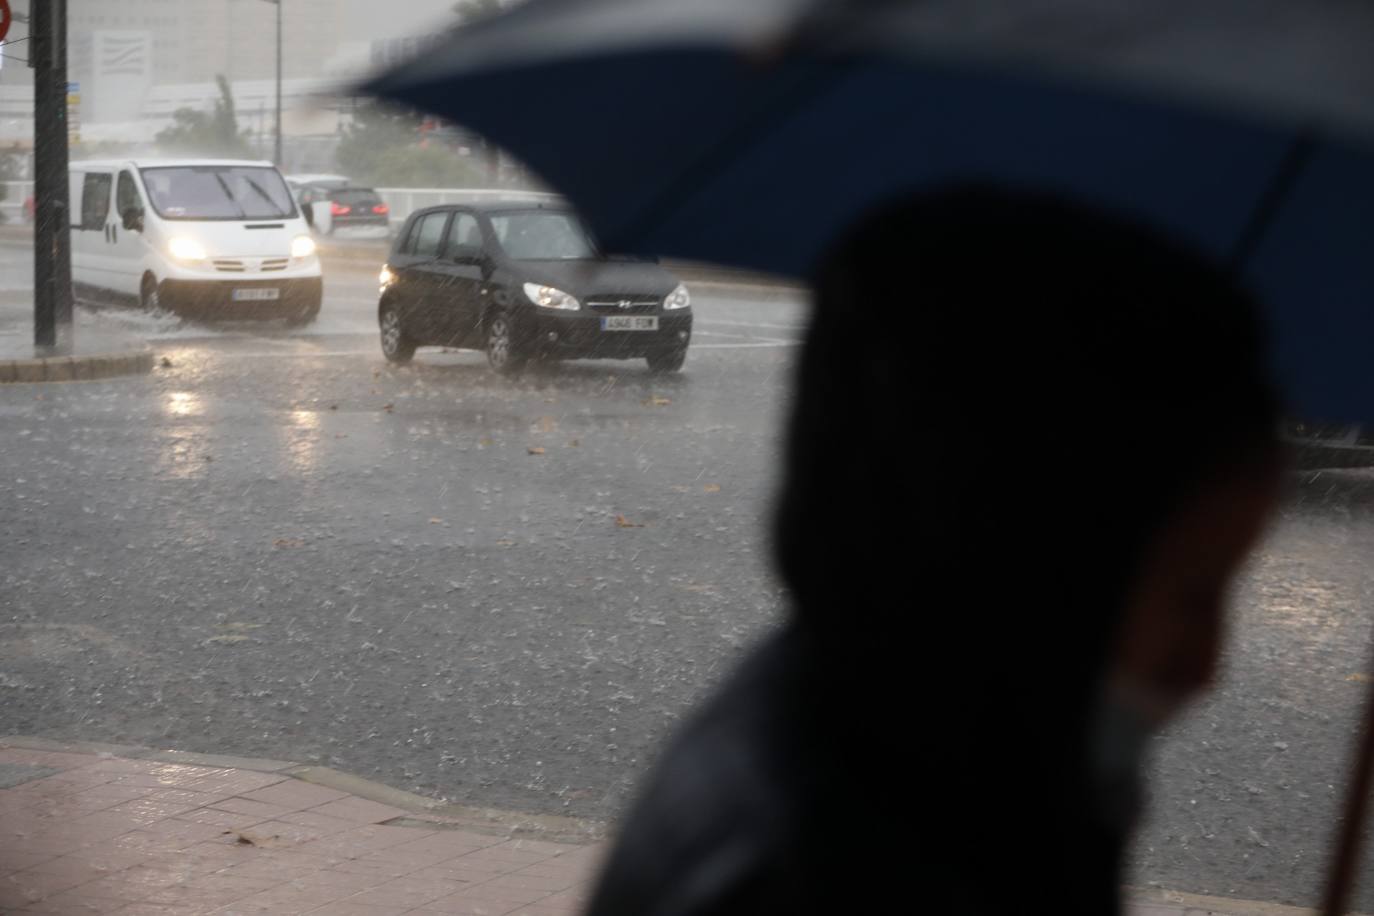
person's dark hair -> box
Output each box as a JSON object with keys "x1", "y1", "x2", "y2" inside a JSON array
[{"x1": 772, "y1": 185, "x2": 1280, "y2": 909}]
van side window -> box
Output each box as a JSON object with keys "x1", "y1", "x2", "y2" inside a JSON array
[
  {"x1": 116, "y1": 171, "x2": 141, "y2": 218},
  {"x1": 80, "y1": 173, "x2": 112, "y2": 231}
]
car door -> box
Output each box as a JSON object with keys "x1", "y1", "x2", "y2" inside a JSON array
[
  {"x1": 429, "y1": 210, "x2": 486, "y2": 347},
  {"x1": 109, "y1": 169, "x2": 148, "y2": 296},
  {"x1": 392, "y1": 210, "x2": 452, "y2": 342},
  {"x1": 71, "y1": 170, "x2": 115, "y2": 293}
]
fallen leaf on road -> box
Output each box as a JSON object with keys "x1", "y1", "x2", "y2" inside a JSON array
[
  {"x1": 615, "y1": 515, "x2": 645, "y2": 528},
  {"x1": 478, "y1": 438, "x2": 494, "y2": 447},
  {"x1": 334, "y1": 434, "x2": 348, "y2": 440},
  {"x1": 643, "y1": 395, "x2": 672, "y2": 407},
  {"x1": 159, "y1": 356, "x2": 173, "y2": 368},
  {"x1": 495, "y1": 538, "x2": 516, "y2": 547},
  {"x1": 703, "y1": 484, "x2": 721, "y2": 493},
  {"x1": 1348, "y1": 674, "x2": 1371, "y2": 683},
  {"x1": 670, "y1": 485, "x2": 690, "y2": 493},
  {"x1": 382, "y1": 403, "x2": 394, "y2": 413},
  {"x1": 203, "y1": 635, "x2": 250, "y2": 646},
  {"x1": 429, "y1": 518, "x2": 444, "y2": 525},
  {"x1": 568, "y1": 439, "x2": 581, "y2": 448},
  {"x1": 527, "y1": 446, "x2": 547, "y2": 456},
  {"x1": 273, "y1": 537, "x2": 305, "y2": 548},
  {"x1": 231, "y1": 831, "x2": 279, "y2": 847},
  {"x1": 534, "y1": 416, "x2": 558, "y2": 433},
  {"x1": 328, "y1": 404, "x2": 338, "y2": 411}
]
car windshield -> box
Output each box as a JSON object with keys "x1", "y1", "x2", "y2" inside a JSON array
[
  {"x1": 140, "y1": 165, "x2": 297, "y2": 220},
  {"x1": 490, "y1": 210, "x2": 597, "y2": 260}
]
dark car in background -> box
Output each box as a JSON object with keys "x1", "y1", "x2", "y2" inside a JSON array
[
  {"x1": 378, "y1": 202, "x2": 692, "y2": 374},
  {"x1": 298, "y1": 185, "x2": 391, "y2": 238}
]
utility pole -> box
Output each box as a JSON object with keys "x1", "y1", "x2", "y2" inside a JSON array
[
  {"x1": 270, "y1": 0, "x2": 282, "y2": 166},
  {"x1": 31, "y1": 0, "x2": 74, "y2": 353}
]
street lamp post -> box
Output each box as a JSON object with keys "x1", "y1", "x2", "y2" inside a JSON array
[
  {"x1": 31, "y1": 0, "x2": 74, "y2": 353},
  {"x1": 258, "y1": 0, "x2": 283, "y2": 166}
]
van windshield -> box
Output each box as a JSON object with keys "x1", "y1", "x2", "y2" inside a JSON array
[{"x1": 140, "y1": 165, "x2": 297, "y2": 220}]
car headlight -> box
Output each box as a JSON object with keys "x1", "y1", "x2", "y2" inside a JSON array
[
  {"x1": 663, "y1": 282, "x2": 691, "y2": 310},
  {"x1": 379, "y1": 264, "x2": 396, "y2": 289},
  {"x1": 291, "y1": 235, "x2": 317, "y2": 259},
  {"x1": 167, "y1": 237, "x2": 207, "y2": 262},
  {"x1": 523, "y1": 283, "x2": 580, "y2": 311}
]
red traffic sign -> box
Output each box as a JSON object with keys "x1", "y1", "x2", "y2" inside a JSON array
[{"x1": 0, "y1": 1, "x2": 11, "y2": 45}]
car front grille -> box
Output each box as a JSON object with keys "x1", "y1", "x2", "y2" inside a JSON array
[
  {"x1": 213, "y1": 258, "x2": 290, "y2": 273},
  {"x1": 586, "y1": 296, "x2": 662, "y2": 314}
]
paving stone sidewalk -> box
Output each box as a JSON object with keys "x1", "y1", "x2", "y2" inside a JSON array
[
  {"x1": 0, "y1": 737, "x2": 1350, "y2": 915},
  {"x1": 0, "y1": 740, "x2": 601, "y2": 914}
]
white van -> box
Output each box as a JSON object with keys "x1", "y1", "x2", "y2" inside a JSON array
[{"x1": 69, "y1": 158, "x2": 322, "y2": 324}]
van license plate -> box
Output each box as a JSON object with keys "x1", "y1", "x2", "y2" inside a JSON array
[
  {"x1": 601, "y1": 316, "x2": 658, "y2": 331},
  {"x1": 233, "y1": 288, "x2": 280, "y2": 302}
]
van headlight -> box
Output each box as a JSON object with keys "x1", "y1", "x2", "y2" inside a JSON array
[
  {"x1": 524, "y1": 283, "x2": 580, "y2": 311},
  {"x1": 663, "y1": 283, "x2": 691, "y2": 310},
  {"x1": 167, "y1": 237, "x2": 207, "y2": 262},
  {"x1": 290, "y1": 235, "x2": 317, "y2": 259}
]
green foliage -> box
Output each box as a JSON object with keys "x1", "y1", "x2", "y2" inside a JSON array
[
  {"x1": 336, "y1": 102, "x2": 495, "y2": 188},
  {"x1": 155, "y1": 75, "x2": 256, "y2": 158}
]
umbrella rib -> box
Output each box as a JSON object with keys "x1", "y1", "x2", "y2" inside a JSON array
[{"x1": 1227, "y1": 130, "x2": 1316, "y2": 275}]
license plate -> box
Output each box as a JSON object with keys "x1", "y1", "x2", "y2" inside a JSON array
[
  {"x1": 232, "y1": 288, "x2": 280, "y2": 302},
  {"x1": 600, "y1": 316, "x2": 658, "y2": 331}
]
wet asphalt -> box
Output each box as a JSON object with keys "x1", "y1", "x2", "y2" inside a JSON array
[{"x1": 4, "y1": 239, "x2": 1374, "y2": 909}]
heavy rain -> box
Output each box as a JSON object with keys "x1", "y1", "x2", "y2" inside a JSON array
[{"x1": 5, "y1": 2, "x2": 1374, "y2": 914}]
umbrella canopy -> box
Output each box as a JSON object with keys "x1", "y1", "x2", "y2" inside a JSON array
[{"x1": 366, "y1": 0, "x2": 1374, "y2": 421}]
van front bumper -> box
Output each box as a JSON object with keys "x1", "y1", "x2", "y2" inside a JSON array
[{"x1": 158, "y1": 277, "x2": 323, "y2": 321}]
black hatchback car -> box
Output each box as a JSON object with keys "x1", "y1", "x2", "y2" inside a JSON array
[{"x1": 377, "y1": 202, "x2": 692, "y2": 373}]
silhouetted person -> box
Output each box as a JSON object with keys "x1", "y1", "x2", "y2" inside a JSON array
[{"x1": 585, "y1": 187, "x2": 1283, "y2": 915}]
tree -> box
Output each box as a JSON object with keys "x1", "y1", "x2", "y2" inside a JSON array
[
  {"x1": 155, "y1": 75, "x2": 255, "y2": 158},
  {"x1": 336, "y1": 101, "x2": 493, "y2": 188}
]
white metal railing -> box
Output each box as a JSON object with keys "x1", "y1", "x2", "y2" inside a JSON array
[
  {"x1": 372, "y1": 187, "x2": 561, "y2": 229},
  {"x1": 0, "y1": 180, "x2": 34, "y2": 223}
]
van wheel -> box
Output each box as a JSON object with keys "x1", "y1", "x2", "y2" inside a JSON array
[
  {"x1": 485, "y1": 309, "x2": 527, "y2": 376},
  {"x1": 140, "y1": 275, "x2": 162, "y2": 313},
  {"x1": 379, "y1": 305, "x2": 415, "y2": 364}
]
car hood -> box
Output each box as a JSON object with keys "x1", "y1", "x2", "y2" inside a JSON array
[{"x1": 513, "y1": 259, "x2": 680, "y2": 300}]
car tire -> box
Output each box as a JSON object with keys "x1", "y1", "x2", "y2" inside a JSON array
[
  {"x1": 646, "y1": 346, "x2": 687, "y2": 373},
  {"x1": 140, "y1": 274, "x2": 162, "y2": 313},
  {"x1": 485, "y1": 309, "x2": 527, "y2": 376},
  {"x1": 379, "y1": 304, "x2": 416, "y2": 364}
]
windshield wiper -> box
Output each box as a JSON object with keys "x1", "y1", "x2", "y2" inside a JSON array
[
  {"x1": 211, "y1": 172, "x2": 246, "y2": 218},
  {"x1": 243, "y1": 176, "x2": 290, "y2": 217}
]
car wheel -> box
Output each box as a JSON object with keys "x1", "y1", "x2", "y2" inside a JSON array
[
  {"x1": 646, "y1": 346, "x2": 687, "y2": 373},
  {"x1": 485, "y1": 309, "x2": 527, "y2": 376},
  {"x1": 140, "y1": 274, "x2": 162, "y2": 313},
  {"x1": 379, "y1": 305, "x2": 416, "y2": 364}
]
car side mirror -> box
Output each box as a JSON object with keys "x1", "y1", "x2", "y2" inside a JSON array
[{"x1": 121, "y1": 207, "x2": 144, "y2": 232}]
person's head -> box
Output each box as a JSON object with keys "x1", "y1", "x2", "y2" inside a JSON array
[{"x1": 775, "y1": 186, "x2": 1282, "y2": 869}]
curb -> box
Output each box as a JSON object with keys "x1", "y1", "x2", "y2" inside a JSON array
[
  {"x1": 1127, "y1": 885, "x2": 1369, "y2": 916},
  {"x1": 0, "y1": 734, "x2": 606, "y2": 845},
  {"x1": 0, "y1": 348, "x2": 154, "y2": 383}
]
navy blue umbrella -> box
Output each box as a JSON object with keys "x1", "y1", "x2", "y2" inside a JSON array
[{"x1": 365, "y1": 0, "x2": 1374, "y2": 421}]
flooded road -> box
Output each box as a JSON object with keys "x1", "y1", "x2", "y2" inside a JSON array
[{"x1": 3, "y1": 237, "x2": 1374, "y2": 909}]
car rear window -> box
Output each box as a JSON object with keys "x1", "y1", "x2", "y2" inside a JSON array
[{"x1": 333, "y1": 189, "x2": 382, "y2": 207}]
